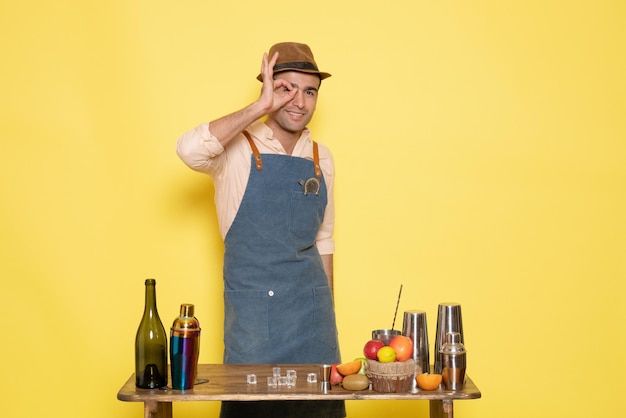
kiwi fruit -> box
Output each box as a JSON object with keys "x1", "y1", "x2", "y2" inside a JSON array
[{"x1": 341, "y1": 374, "x2": 369, "y2": 391}]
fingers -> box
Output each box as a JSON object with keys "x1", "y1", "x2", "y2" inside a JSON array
[
  {"x1": 260, "y1": 52, "x2": 270, "y2": 82},
  {"x1": 268, "y1": 51, "x2": 279, "y2": 70},
  {"x1": 260, "y1": 51, "x2": 279, "y2": 83},
  {"x1": 264, "y1": 52, "x2": 297, "y2": 95},
  {"x1": 261, "y1": 52, "x2": 268, "y2": 73},
  {"x1": 273, "y1": 80, "x2": 298, "y2": 105},
  {"x1": 273, "y1": 78, "x2": 292, "y2": 90},
  {"x1": 258, "y1": 51, "x2": 298, "y2": 110},
  {"x1": 258, "y1": 52, "x2": 275, "y2": 106}
]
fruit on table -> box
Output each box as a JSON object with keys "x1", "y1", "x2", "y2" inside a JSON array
[
  {"x1": 388, "y1": 335, "x2": 414, "y2": 362},
  {"x1": 336, "y1": 360, "x2": 362, "y2": 376},
  {"x1": 376, "y1": 346, "x2": 396, "y2": 363},
  {"x1": 416, "y1": 373, "x2": 442, "y2": 390},
  {"x1": 342, "y1": 374, "x2": 370, "y2": 391},
  {"x1": 354, "y1": 357, "x2": 367, "y2": 374},
  {"x1": 330, "y1": 364, "x2": 344, "y2": 385},
  {"x1": 363, "y1": 339, "x2": 385, "y2": 360}
]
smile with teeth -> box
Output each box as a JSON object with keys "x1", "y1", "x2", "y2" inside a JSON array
[{"x1": 287, "y1": 110, "x2": 305, "y2": 118}]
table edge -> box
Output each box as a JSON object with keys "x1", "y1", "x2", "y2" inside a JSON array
[{"x1": 118, "y1": 364, "x2": 481, "y2": 403}]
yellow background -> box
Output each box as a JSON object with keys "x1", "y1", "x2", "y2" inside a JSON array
[{"x1": 1, "y1": 1, "x2": 624, "y2": 417}]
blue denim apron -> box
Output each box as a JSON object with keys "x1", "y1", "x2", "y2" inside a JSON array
[{"x1": 220, "y1": 133, "x2": 345, "y2": 418}]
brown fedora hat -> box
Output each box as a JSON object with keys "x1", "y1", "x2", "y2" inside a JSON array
[{"x1": 257, "y1": 42, "x2": 331, "y2": 81}]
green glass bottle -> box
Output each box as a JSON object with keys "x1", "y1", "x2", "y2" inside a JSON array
[{"x1": 135, "y1": 278, "x2": 168, "y2": 388}]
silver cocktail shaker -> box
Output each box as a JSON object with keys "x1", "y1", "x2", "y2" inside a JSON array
[
  {"x1": 440, "y1": 331, "x2": 466, "y2": 390},
  {"x1": 402, "y1": 310, "x2": 430, "y2": 392},
  {"x1": 433, "y1": 303, "x2": 464, "y2": 374},
  {"x1": 401, "y1": 311, "x2": 430, "y2": 373}
]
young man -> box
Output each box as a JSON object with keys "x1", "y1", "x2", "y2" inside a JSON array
[{"x1": 176, "y1": 42, "x2": 345, "y2": 418}]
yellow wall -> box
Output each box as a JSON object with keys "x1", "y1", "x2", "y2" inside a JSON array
[{"x1": 1, "y1": 1, "x2": 624, "y2": 417}]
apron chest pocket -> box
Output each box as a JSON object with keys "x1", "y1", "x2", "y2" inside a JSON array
[{"x1": 289, "y1": 191, "x2": 326, "y2": 239}]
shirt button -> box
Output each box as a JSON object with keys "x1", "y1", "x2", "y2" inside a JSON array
[{"x1": 268, "y1": 290, "x2": 274, "y2": 297}]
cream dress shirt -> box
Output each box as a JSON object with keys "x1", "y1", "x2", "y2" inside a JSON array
[{"x1": 176, "y1": 120, "x2": 335, "y2": 255}]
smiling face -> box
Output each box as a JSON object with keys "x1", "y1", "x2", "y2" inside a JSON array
[{"x1": 266, "y1": 71, "x2": 321, "y2": 142}]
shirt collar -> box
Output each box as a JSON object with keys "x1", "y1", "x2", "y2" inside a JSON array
[{"x1": 247, "y1": 121, "x2": 312, "y2": 154}]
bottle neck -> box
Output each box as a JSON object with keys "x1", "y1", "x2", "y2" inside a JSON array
[{"x1": 144, "y1": 280, "x2": 159, "y2": 318}]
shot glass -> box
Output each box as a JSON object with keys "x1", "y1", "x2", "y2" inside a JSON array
[{"x1": 319, "y1": 364, "x2": 332, "y2": 393}]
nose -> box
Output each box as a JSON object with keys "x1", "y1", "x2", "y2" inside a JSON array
[{"x1": 291, "y1": 90, "x2": 304, "y2": 108}]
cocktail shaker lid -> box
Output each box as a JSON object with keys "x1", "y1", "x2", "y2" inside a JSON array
[
  {"x1": 171, "y1": 303, "x2": 201, "y2": 331},
  {"x1": 440, "y1": 332, "x2": 466, "y2": 354},
  {"x1": 181, "y1": 303, "x2": 194, "y2": 317}
]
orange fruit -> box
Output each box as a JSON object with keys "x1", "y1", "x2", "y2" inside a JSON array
[
  {"x1": 416, "y1": 373, "x2": 442, "y2": 390},
  {"x1": 354, "y1": 357, "x2": 367, "y2": 374},
  {"x1": 336, "y1": 360, "x2": 362, "y2": 376},
  {"x1": 388, "y1": 335, "x2": 414, "y2": 362},
  {"x1": 376, "y1": 346, "x2": 397, "y2": 363}
]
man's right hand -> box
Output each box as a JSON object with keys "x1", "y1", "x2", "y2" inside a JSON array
[
  {"x1": 205, "y1": 51, "x2": 299, "y2": 149},
  {"x1": 257, "y1": 51, "x2": 298, "y2": 114}
]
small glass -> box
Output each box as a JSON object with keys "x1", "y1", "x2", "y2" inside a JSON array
[
  {"x1": 272, "y1": 367, "x2": 281, "y2": 377},
  {"x1": 267, "y1": 376, "x2": 277, "y2": 387},
  {"x1": 246, "y1": 374, "x2": 257, "y2": 384},
  {"x1": 306, "y1": 373, "x2": 317, "y2": 383}
]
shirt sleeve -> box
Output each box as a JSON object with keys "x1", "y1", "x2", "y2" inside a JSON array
[{"x1": 176, "y1": 123, "x2": 225, "y2": 175}]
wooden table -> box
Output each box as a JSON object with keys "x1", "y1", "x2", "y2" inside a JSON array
[{"x1": 117, "y1": 364, "x2": 481, "y2": 418}]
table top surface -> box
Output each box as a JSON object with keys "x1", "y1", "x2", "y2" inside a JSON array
[{"x1": 118, "y1": 364, "x2": 482, "y2": 402}]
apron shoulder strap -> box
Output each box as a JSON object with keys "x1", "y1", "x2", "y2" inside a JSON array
[
  {"x1": 243, "y1": 130, "x2": 263, "y2": 171},
  {"x1": 312, "y1": 141, "x2": 322, "y2": 178}
]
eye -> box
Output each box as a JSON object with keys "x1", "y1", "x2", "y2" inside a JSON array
[{"x1": 306, "y1": 89, "x2": 317, "y2": 97}]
